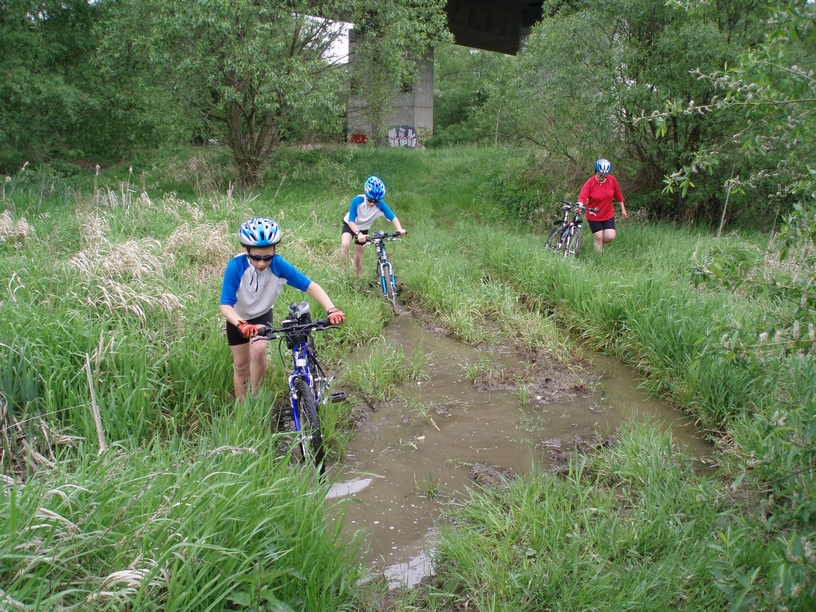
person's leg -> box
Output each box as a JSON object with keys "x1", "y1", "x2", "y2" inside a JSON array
[
  {"x1": 588, "y1": 219, "x2": 605, "y2": 252},
  {"x1": 353, "y1": 243, "x2": 365, "y2": 277},
  {"x1": 602, "y1": 228, "x2": 617, "y2": 245},
  {"x1": 230, "y1": 343, "x2": 251, "y2": 398},
  {"x1": 248, "y1": 338, "x2": 268, "y2": 395},
  {"x1": 341, "y1": 230, "x2": 353, "y2": 261},
  {"x1": 593, "y1": 230, "x2": 605, "y2": 252}
]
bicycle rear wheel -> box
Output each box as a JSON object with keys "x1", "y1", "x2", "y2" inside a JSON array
[
  {"x1": 545, "y1": 226, "x2": 564, "y2": 253},
  {"x1": 294, "y1": 379, "x2": 324, "y2": 471}
]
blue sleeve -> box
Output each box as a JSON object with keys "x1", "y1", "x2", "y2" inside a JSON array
[
  {"x1": 271, "y1": 256, "x2": 312, "y2": 292},
  {"x1": 219, "y1": 256, "x2": 246, "y2": 306},
  {"x1": 377, "y1": 200, "x2": 396, "y2": 221},
  {"x1": 348, "y1": 196, "x2": 365, "y2": 222}
]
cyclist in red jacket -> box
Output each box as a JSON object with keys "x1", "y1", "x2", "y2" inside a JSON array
[{"x1": 577, "y1": 158, "x2": 628, "y2": 253}]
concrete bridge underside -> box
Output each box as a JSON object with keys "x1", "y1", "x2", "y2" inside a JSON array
[{"x1": 347, "y1": 0, "x2": 543, "y2": 144}]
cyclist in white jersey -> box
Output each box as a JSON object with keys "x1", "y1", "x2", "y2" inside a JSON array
[
  {"x1": 220, "y1": 217, "x2": 345, "y2": 399},
  {"x1": 341, "y1": 176, "x2": 406, "y2": 276}
]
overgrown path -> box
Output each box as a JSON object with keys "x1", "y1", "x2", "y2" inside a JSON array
[{"x1": 328, "y1": 307, "x2": 713, "y2": 592}]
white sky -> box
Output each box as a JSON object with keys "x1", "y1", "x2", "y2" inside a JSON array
[{"x1": 324, "y1": 21, "x2": 352, "y2": 64}]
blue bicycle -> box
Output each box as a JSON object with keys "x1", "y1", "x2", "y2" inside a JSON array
[
  {"x1": 257, "y1": 301, "x2": 343, "y2": 471},
  {"x1": 358, "y1": 230, "x2": 403, "y2": 308}
]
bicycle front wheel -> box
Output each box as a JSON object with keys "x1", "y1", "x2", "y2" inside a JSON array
[
  {"x1": 294, "y1": 379, "x2": 324, "y2": 470},
  {"x1": 545, "y1": 226, "x2": 563, "y2": 253},
  {"x1": 561, "y1": 230, "x2": 573, "y2": 257},
  {"x1": 572, "y1": 227, "x2": 583, "y2": 257},
  {"x1": 384, "y1": 263, "x2": 397, "y2": 307}
]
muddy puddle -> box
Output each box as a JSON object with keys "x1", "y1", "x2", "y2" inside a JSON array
[{"x1": 326, "y1": 311, "x2": 713, "y2": 590}]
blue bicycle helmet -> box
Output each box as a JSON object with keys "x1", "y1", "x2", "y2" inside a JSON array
[
  {"x1": 364, "y1": 176, "x2": 386, "y2": 201},
  {"x1": 238, "y1": 217, "x2": 282, "y2": 247},
  {"x1": 594, "y1": 158, "x2": 612, "y2": 175}
]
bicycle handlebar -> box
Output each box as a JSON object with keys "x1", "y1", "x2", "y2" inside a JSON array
[
  {"x1": 255, "y1": 318, "x2": 339, "y2": 340},
  {"x1": 354, "y1": 230, "x2": 405, "y2": 246},
  {"x1": 557, "y1": 200, "x2": 600, "y2": 214}
]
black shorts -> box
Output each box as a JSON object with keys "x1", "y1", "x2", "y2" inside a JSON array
[
  {"x1": 588, "y1": 218, "x2": 616, "y2": 233},
  {"x1": 342, "y1": 222, "x2": 369, "y2": 237},
  {"x1": 226, "y1": 311, "x2": 273, "y2": 346}
]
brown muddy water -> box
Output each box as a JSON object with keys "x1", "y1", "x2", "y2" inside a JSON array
[{"x1": 326, "y1": 312, "x2": 713, "y2": 590}]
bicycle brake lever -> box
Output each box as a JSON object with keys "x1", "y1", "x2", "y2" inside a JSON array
[
  {"x1": 314, "y1": 318, "x2": 341, "y2": 330},
  {"x1": 252, "y1": 326, "x2": 275, "y2": 341}
]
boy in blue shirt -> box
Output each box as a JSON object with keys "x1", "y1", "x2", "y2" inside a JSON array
[
  {"x1": 220, "y1": 217, "x2": 345, "y2": 398},
  {"x1": 340, "y1": 176, "x2": 406, "y2": 276}
]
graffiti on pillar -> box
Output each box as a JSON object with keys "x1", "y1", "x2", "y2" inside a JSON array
[
  {"x1": 388, "y1": 126, "x2": 418, "y2": 148},
  {"x1": 349, "y1": 133, "x2": 368, "y2": 145}
]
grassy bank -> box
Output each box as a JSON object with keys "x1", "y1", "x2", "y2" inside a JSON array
[{"x1": 1, "y1": 146, "x2": 814, "y2": 610}]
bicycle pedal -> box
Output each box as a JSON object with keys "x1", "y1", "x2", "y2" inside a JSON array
[{"x1": 330, "y1": 391, "x2": 346, "y2": 403}]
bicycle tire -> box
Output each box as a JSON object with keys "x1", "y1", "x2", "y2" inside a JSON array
[
  {"x1": 385, "y1": 263, "x2": 397, "y2": 308},
  {"x1": 294, "y1": 379, "x2": 324, "y2": 470},
  {"x1": 379, "y1": 268, "x2": 389, "y2": 299},
  {"x1": 307, "y1": 353, "x2": 324, "y2": 402},
  {"x1": 572, "y1": 227, "x2": 583, "y2": 257},
  {"x1": 561, "y1": 230, "x2": 573, "y2": 257},
  {"x1": 545, "y1": 226, "x2": 564, "y2": 253}
]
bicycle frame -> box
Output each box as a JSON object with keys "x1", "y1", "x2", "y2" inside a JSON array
[
  {"x1": 359, "y1": 231, "x2": 401, "y2": 306},
  {"x1": 285, "y1": 334, "x2": 322, "y2": 433},
  {"x1": 256, "y1": 302, "x2": 340, "y2": 468},
  {"x1": 374, "y1": 238, "x2": 396, "y2": 300},
  {"x1": 560, "y1": 214, "x2": 581, "y2": 257},
  {"x1": 545, "y1": 201, "x2": 598, "y2": 258}
]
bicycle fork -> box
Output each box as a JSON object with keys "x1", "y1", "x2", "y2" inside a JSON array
[
  {"x1": 379, "y1": 259, "x2": 394, "y2": 296},
  {"x1": 288, "y1": 370, "x2": 313, "y2": 433}
]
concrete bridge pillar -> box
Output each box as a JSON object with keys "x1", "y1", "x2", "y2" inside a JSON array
[
  {"x1": 346, "y1": 45, "x2": 433, "y2": 148},
  {"x1": 347, "y1": 1, "x2": 542, "y2": 145}
]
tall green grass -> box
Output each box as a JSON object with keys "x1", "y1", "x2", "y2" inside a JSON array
[
  {"x1": 0, "y1": 400, "x2": 361, "y2": 610},
  {"x1": 2, "y1": 145, "x2": 814, "y2": 609},
  {"x1": 426, "y1": 421, "x2": 747, "y2": 610}
]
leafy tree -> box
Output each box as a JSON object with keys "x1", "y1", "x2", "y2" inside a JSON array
[
  {"x1": 428, "y1": 44, "x2": 513, "y2": 147},
  {"x1": 0, "y1": 0, "x2": 180, "y2": 171},
  {"x1": 473, "y1": 0, "x2": 766, "y2": 221},
  {"x1": 99, "y1": 0, "x2": 449, "y2": 185},
  {"x1": 1, "y1": 0, "x2": 97, "y2": 168},
  {"x1": 99, "y1": 0, "x2": 355, "y2": 189},
  {"x1": 659, "y1": 1, "x2": 815, "y2": 212},
  {"x1": 667, "y1": 4, "x2": 816, "y2": 605}
]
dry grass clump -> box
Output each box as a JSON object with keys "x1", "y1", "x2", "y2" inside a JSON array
[
  {"x1": 71, "y1": 280, "x2": 186, "y2": 321},
  {"x1": 0, "y1": 211, "x2": 34, "y2": 244},
  {"x1": 70, "y1": 238, "x2": 166, "y2": 281},
  {"x1": 164, "y1": 153, "x2": 233, "y2": 195},
  {"x1": 77, "y1": 211, "x2": 110, "y2": 247},
  {"x1": 158, "y1": 193, "x2": 205, "y2": 220},
  {"x1": 68, "y1": 213, "x2": 186, "y2": 321},
  {"x1": 165, "y1": 221, "x2": 234, "y2": 269},
  {"x1": 88, "y1": 560, "x2": 168, "y2": 605},
  {"x1": 0, "y1": 389, "x2": 76, "y2": 481}
]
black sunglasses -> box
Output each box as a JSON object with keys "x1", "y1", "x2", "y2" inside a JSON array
[{"x1": 247, "y1": 253, "x2": 275, "y2": 262}]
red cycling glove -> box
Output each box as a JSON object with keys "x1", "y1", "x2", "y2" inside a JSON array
[
  {"x1": 327, "y1": 307, "x2": 346, "y2": 325},
  {"x1": 236, "y1": 320, "x2": 259, "y2": 338}
]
